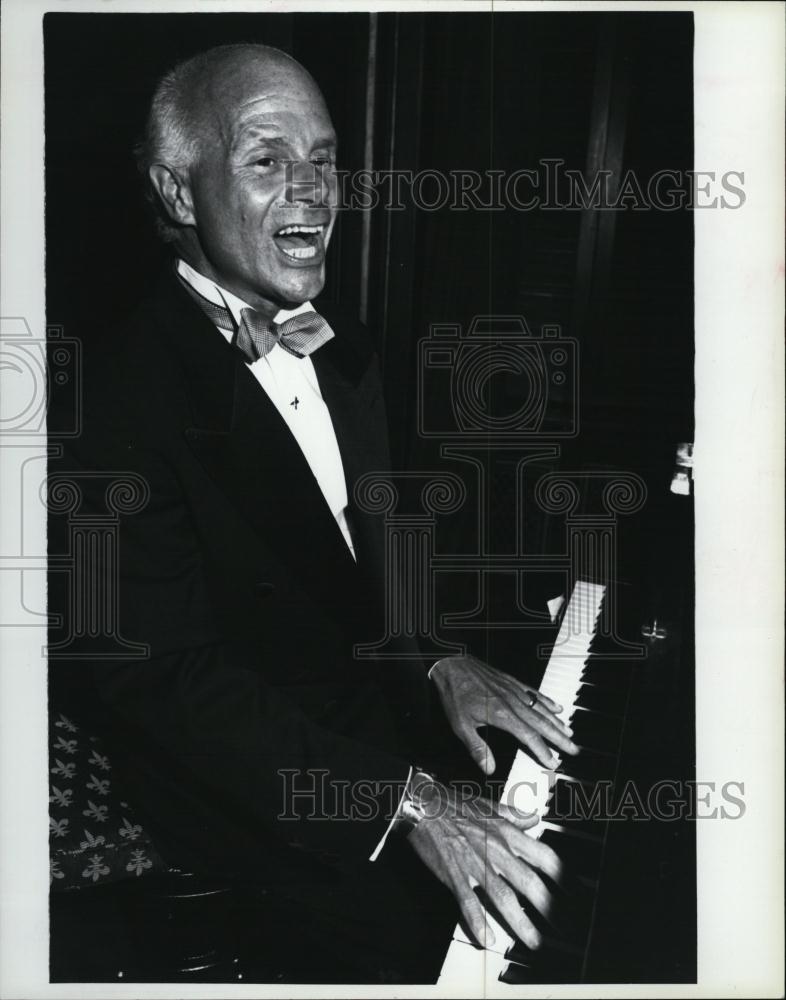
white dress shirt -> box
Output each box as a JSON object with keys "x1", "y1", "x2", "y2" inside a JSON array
[{"x1": 177, "y1": 259, "x2": 356, "y2": 559}]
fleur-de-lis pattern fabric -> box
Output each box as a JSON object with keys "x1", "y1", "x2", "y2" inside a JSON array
[{"x1": 49, "y1": 713, "x2": 165, "y2": 890}]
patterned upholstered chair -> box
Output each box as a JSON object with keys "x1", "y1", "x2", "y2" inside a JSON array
[
  {"x1": 49, "y1": 711, "x2": 165, "y2": 890},
  {"x1": 49, "y1": 711, "x2": 241, "y2": 982}
]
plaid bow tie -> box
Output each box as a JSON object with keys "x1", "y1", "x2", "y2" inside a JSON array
[
  {"x1": 234, "y1": 307, "x2": 335, "y2": 363},
  {"x1": 179, "y1": 275, "x2": 334, "y2": 362}
]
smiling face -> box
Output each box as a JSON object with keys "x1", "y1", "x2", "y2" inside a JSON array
[{"x1": 167, "y1": 52, "x2": 338, "y2": 314}]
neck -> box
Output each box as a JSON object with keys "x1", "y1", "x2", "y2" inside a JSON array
[{"x1": 175, "y1": 242, "x2": 287, "y2": 319}]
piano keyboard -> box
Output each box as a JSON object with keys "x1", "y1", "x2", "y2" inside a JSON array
[{"x1": 437, "y1": 579, "x2": 630, "y2": 991}]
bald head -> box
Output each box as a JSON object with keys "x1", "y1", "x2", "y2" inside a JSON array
[
  {"x1": 140, "y1": 43, "x2": 339, "y2": 312},
  {"x1": 138, "y1": 44, "x2": 330, "y2": 239},
  {"x1": 191, "y1": 45, "x2": 328, "y2": 132}
]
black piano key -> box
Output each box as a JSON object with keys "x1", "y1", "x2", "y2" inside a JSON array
[
  {"x1": 544, "y1": 777, "x2": 611, "y2": 839},
  {"x1": 591, "y1": 632, "x2": 637, "y2": 661},
  {"x1": 501, "y1": 945, "x2": 584, "y2": 984},
  {"x1": 504, "y1": 934, "x2": 585, "y2": 973},
  {"x1": 540, "y1": 827, "x2": 604, "y2": 885},
  {"x1": 541, "y1": 864, "x2": 597, "y2": 945},
  {"x1": 568, "y1": 710, "x2": 623, "y2": 754},
  {"x1": 504, "y1": 916, "x2": 587, "y2": 981},
  {"x1": 573, "y1": 681, "x2": 627, "y2": 716},
  {"x1": 537, "y1": 901, "x2": 590, "y2": 951},
  {"x1": 558, "y1": 749, "x2": 617, "y2": 784},
  {"x1": 500, "y1": 962, "x2": 581, "y2": 985},
  {"x1": 499, "y1": 961, "x2": 535, "y2": 984},
  {"x1": 579, "y1": 659, "x2": 631, "y2": 688}
]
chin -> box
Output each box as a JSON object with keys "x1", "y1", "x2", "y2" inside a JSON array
[{"x1": 275, "y1": 272, "x2": 325, "y2": 308}]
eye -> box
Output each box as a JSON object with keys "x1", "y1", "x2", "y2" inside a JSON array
[
  {"x1": 310, "y1": 156, "x2": 335, "y2": 168},
  {"x1": 254, "y1": 156, "x2": 276, "y2": 168}
]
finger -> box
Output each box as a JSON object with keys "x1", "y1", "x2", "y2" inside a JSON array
[
  {"x1": 506, "y1": 826, "x2": 563, "y2": 885},
  {"x1": 534, "y1": 710, "x2": 578, "y2": 750},
  {"x1": 532, "y1": 700, "x2": 572, "y2": 735},
  {"x1": 512, "y1": 691, "x2": 573, "y2": 738},
  {"x1": 511, "y1": 682, "x2": 562, "y2": 718},
  {"x1": 459, "y1": 726, "x2": 497, "y2": 775},
  {"x1": 519, "y1": 729, "x2": 560, "y2": 769},
  {"x1": 496, "y1": 800, "x2": 539, "y2": 830},
  {"x1": 491, "y1": 851, "x2": 553, "y2": 919},
  {"x1": 457, "y1": 885, "x2": 496, "y2": 949},
  {"x1": 537, "y1": 720, "x2": 580, "y2": 756},
  {"x1": 533, "y1": 690, "x2": 562, "y2": 713},
  {"x1": 492, "y1": 702, "x2": 577, "y2": 762},
  {"x1": 516, "y1": 710, "x2": 579, "y2": 757},
  {"x1": 484, "y1": 872, "x2": 541, "y2": 949}
]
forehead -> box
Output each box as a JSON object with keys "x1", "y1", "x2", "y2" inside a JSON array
[{"x1": 204, "y1": 59, "x2": 335, "y2": 145}]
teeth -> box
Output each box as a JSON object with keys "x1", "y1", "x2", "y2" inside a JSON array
[
  {"x1": 277, "y1": 224, "x2": 324, "y2": 236},
  {"x1": 280, "y1": 245, "x2": 318, "y2": 260}
]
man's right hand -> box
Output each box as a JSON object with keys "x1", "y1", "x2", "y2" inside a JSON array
[{"x1": 405, "y1": 774, "x2": 561, "y2": 950}]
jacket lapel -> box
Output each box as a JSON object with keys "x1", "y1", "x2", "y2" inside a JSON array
[
  {"x1": 310, "y1": 304, "x2": 390, "y2": 585},
  {"x1": 155, "y1": 274, "x2": 362, "y2": 619}
]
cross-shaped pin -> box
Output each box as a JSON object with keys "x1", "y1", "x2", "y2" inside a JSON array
[{"x1": 290, "y1": 397, "x2": 300, "y2": 410}]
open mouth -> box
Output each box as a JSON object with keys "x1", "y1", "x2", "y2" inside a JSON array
[{"x1": 273, "y1": 224, "x2": 326, "y2": 262}]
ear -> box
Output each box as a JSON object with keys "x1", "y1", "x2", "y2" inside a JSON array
[{"x1": 148, "y1": 164, "x2": 197, "y2": 227}]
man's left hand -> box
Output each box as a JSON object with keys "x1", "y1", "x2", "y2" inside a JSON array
[{"x1": 431, "y1": 655, "x2": 580, "y2": 774}]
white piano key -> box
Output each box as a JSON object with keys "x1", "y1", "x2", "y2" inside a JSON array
[{"x1": 437, "y1": 580, "x2": 606, "y2": 990}]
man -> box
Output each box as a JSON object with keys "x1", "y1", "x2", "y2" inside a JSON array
[{"x1": 54, "y1": 43, "x2": 577, "y2": 982}]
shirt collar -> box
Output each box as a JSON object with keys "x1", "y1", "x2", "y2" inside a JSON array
[{"x1": 176, "y1": 258, "x2": 314, "y2": 329}]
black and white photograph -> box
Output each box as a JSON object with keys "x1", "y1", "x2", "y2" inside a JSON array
[{"x1": 0, "y1": 1, "x2": 783, "y2": 996}]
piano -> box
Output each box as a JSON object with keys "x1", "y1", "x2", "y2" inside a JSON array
[{"x1": 437, "y1": 575, "x2": 695, "y2": 988}]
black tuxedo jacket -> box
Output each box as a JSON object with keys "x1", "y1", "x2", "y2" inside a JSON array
[{"x1": 50, "y1": 269, "x2": 437, "y2": 885}]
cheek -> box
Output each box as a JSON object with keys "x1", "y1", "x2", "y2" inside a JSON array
[
  {"x1": 239, "y1": 178, "x2": 278, "y2": 220},
  {"x1": 205, "y1": 179, "x2": 272, "y2": 240}
]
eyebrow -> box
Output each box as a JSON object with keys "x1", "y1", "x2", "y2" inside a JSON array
[{"x1": 233, "y1": 130, "x2": 337, "y2": 157}]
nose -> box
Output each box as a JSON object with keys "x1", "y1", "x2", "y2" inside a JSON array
[{"x1": 282, "y1": 159, "x2": 335, "y2": 209}]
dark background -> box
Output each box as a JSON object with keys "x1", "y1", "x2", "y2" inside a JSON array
[
  {"x1": 46, "y1": 10, "x2": 696, "y2": 984},
  {"x1": 44, "y1": 10, "x2": 694, "y2": 466}
]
